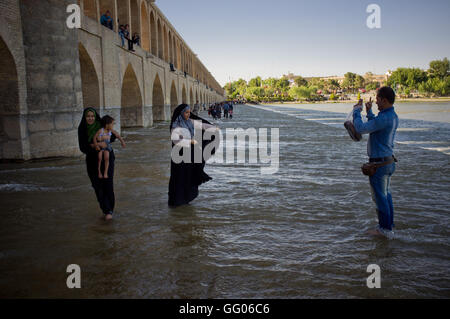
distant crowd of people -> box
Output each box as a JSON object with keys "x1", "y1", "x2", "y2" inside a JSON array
[
  {"x1": 207, "y1": 101, "x2": 238, "y2": 120},
  {"x1": 100, "y1": 10, "x2": 140, "y2": 52}
]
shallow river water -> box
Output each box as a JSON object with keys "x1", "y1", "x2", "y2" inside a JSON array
[{"x1": 0, "y1": 102, "x2": 449, "y2": 298}]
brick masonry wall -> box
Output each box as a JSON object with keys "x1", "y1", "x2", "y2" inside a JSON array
[
  {"x1": 0, "y1": 0, "x2": 29, "y2": 159},
  {"x1": 19, "y1": 0, "x2": 83, "y2": 158}
]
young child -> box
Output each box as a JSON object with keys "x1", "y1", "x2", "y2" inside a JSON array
[{"x1": 93, "y1": 115, "x2": 126, "y2": 179}]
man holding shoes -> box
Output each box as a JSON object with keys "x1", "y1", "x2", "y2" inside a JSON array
[{"x1": 353, "y1": 87, "x2": 399, "y2": 238}]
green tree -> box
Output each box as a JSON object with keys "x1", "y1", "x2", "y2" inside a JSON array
[
  {"x1": 365, "y1": 81, "x2": 380, "y2": 91},
  {"x1": 294, "y1": 76, "x2": 308, "y2": 87},
  {"x1": 328, "y1": 79, "x2": 340, "y2": 90},
  {"x1": 248, "y1": 76, "x2": 262, "y2": 87},
  {"x1": 428, "y1": 57, "x2": 449, "y2": 79},
  {"x1": 264, "y1": 87, "x2": 274, "y2": 98},
  {"x1": 388, "y1": 68, "x2": 428, "y2": 90},
  {"x1": 342, "y1": 72, "x2": 357, "y2": 91},
  {"x1": 276, "y1": 77, "x2": 290, "y2": 91},
  {"x1": 355, "y1": 75, "x2": 365, "y2": 89},
  {"x1": 289, "y1": 86, "x2": 317, "y2": 100}
]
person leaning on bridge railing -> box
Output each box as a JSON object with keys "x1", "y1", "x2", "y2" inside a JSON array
[
  {"x1": 118, "y1": 25, "x2": 126, "y2": 47},
  {"x1": 132, "y1": 33, "x2": 140, "y2": 47}
]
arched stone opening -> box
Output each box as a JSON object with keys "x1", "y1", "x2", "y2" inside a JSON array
[
  {"x1": 83, "y1": 0, "x2": 98, "y2": 20},
  {"x1": 0, "y1": 37, "x2": 20, "y2": 159},
  {"x1": 130, "y1": 0, "x2": 140, "y2": 39},
  {"x1": 150, "y1": 11, "x2": 157, "y2": 56},
  {"x1": 182, "y1": 85, "x2": 187, "y2": 104},
  {"x1": 163, "y1": 25, "x2": 169, "y2": 62},
  {"x1": 117, "y1": 0, "x2": 129, "y2": 27},
  {"x1": 78, "y1": 43, "x2": 100, "y2": 109},
  {"x1": 168, "y1": 32, "x2": 173, "y2": 64},
  {"x1": 121, "y1": 64, "x2": 143, "y2": 127},
  {"x1": 170, "y1": 81, "x2": 178, "y2": 113},
  {"x1": 152, "y1": 74, "x2": 165, "y2": 121},
  {"x1": 140, "y1": 2, "x2": 150, "y2": 51},
  {"x1": 175, "y1": 40, "x2": 180, "y2": 69},
  {"x1": 189, "y1": 88, "x2": 194, "y2": 107},
  {"x1": 157, "y1": 19, "x2": 163, "y2": 59}
]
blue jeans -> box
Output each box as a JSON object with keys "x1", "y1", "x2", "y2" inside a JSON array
[
  {"x1": 369, "y1": 163, "x2": 395, "y2": 231},
  {"x1": 119, "y1": 32, "x2": 125, "y2": 47}
]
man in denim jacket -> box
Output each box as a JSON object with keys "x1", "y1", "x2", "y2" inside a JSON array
[{"x1": 353, "y1": 87, "x2": 399, "y2": 237}]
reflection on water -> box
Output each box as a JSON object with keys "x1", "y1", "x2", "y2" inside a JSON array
[{"x1": 0, "y1": 103, "x2": 449, "y2": 298}]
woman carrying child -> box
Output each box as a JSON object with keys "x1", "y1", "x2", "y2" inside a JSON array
[
  {"x1": 93, "y1": 115, "x2": 126, "y2": 179},
  {"x1": 78, "y1": 109, "x2": 124, "y2": 220}
]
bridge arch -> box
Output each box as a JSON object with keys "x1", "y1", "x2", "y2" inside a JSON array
[
  {"x1": 78, "y1": 43, "x2": 100, "y2": 109},
  {"x1": 0, "y1": 36, "x2": 20, "y2": 158},
  {"x1": 121, "y1": 63, "x2": 143, "y2": 127},
  {"x1": 152, "y1": 73, "x2": 165, "y2": 121},
  {"x1": 170, "y1": 81, "x2": 178, "y2": 113},
  {"x1": 83, "y1": 0, "x2": 98, "y2": 21},
  {"x1": 130, "y1": 0, "x2": 140, "y2": 38},
  {"x1": 181, "y1": 84, "x2": 187, "y2": 104},
  {"x1": 117, "y1": 0, "x2": 129, "y2": 27},
  {"x1": 150, "y1": 11, "x2": 157, "y2": 56},
  {"x1": 169, "y1": 31, "x2": 176, "y2": 65},
  {"x1": 189, "y1": 87, "x2": 194, "y2": 106},
  {"x1": 163, "y1": 25, "x2": 169, "y2": 62},
  {"x1": 157, "y1": 19, "x2": 163, "y2": 59},
  {"x1": 140, "y1": 1, "x2": 150, "y2": 52}
]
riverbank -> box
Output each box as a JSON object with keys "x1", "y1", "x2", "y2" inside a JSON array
[{"x1": 260, "y1": 96, "x2": 450, "y2": 106}]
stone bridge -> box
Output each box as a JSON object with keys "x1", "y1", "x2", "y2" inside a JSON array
[{"x1": 0, "y1": 0, "x2": 225, "y2": 160}]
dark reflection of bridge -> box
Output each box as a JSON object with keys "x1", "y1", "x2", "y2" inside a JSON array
[{"x1": 0, "y1": 0, "x2": 225, "y2": 160}]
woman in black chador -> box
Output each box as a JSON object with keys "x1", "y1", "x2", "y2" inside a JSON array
[
  {"x1": 78, "y1": 107, "x2": 116, "y2": 220},
  {"x1": 168, "y1": 104, "x2": 219, "y2": 207}
]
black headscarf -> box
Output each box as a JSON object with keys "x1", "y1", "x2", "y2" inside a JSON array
[{"x1": 170, "y1": 104, "x2": 218, "y2": 158}]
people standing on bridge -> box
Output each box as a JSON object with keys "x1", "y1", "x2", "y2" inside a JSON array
[
  {"x1": 168, "y1": 104, "x2": 219, "y2": 207},
  {"x1": 123, "y1": 25, "x2": 135, "y2": 52},
  {"x1": 118, "y1": 25, "x2": 126, "y2": 47},
  {"x1": 100, "y1": 11, "x2": 113, "y2": 30},
  {"x1": 78, "y1": 108, "x2": 117, "y2": 221},
  {"x1": 352, "y1": 87, "x2": 399, "y2": 238}
]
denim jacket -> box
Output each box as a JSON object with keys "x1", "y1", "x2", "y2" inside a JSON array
[{"x1": 353, "y1": 106, "x2": 399, "y2": 158}]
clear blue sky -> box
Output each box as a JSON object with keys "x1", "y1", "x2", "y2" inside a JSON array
[{"x1": 157, "y1": 0, "x2": 450, "y2": 86}]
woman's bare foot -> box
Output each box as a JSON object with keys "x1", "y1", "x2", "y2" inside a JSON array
[
  {"x1": 98, "y1": 172, "x2": 103, "y2": 179},
  {"x1": 104, "y1": 173, "x2": 109, "y2": 179}
]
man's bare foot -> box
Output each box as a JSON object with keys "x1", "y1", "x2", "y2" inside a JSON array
[
  {"x1": 368, "y1": 228, "x2": 385, "y2": 237},
  {"x1": 105, "y1": 214, "x2": 113, "y2": 221}
]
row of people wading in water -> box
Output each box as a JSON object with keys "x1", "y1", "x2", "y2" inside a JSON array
[
  {"x1": 78, "y1": 104, "x2": 221, "y2": 220},
  {"x1": 78, "y1": 87, "x2": 398, "y2": 238}
]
